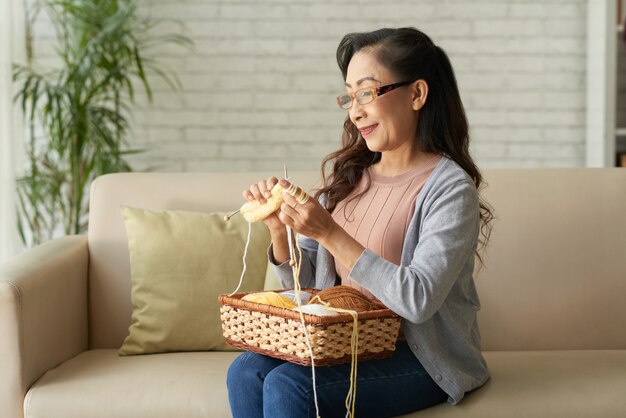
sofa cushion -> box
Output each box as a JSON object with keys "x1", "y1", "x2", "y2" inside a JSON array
[
  {"x1": 87, "y1": 172, "x2": 321, "y2": 349},
  {"x1": 24, "y1": 350, "x2": 240, "y2": 418},
  {"x1": 399, "y1": 350, "x2": 626, "y2": 417},
  {"x1": 24, "y1": 350, "x2": 626, "y2": 418},
  {"x1": 119, "y1": 207, "x2": 270, "y2": 355}
]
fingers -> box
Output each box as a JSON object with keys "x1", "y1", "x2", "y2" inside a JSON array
[
  {"x1": 279, "y1": 179, "x2": 310, "y2": 205},
  {"x1": 279, "y1": 197, "x2": 317, "y2": 237},
  {"x1": 240, "y1": 177, "x2": 311, "y2": 230},
  {"x1": 279, "y1": 192, "x2": 299, "y2": 226},
  {"x1": 248, "y1": 183, "x2": 264, "y2": 203},
  {"x1": 260, "y1": 177, "x2": 278, "y2": 202},
  {"x1": 257, "y1": 180, "x2": 269, "y2": 204},
  {"x1": 279, "y1": 179, "x2": 296, "y2": 209},
  {"x1": 266, "y1": 176, "x2": 278, "y2": 191},
  {"x1": 242, "y1": 184, "x2": 257, "y2": 202},
  {"x1": 279, "y1": 192, "x2": 310, "y2": 227},
  {"x1": 279, "y1": 178, "x2": 292, "y2": 192},
  {"x1": 282, "y1": 191, "x2": 299, "y2": 210},
  {"x1": 277, "y1": 204, "x2": 296, "y2": 228},
  {"x1": 242, "y1": 177, "x2": 279, "y2": 204}
]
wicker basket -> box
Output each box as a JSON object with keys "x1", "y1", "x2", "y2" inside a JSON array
[{"x1": 219, "y1": 289, "x2": 402, "y2": 366}]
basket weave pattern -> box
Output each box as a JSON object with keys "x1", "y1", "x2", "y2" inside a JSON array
[{"x1": 219, "y1": 290, "x2": 402, "y2": 366}]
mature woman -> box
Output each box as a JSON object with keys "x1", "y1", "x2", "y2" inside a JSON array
[{"x1": 227, "y1": 27, "x2": 494, "y2": 418}]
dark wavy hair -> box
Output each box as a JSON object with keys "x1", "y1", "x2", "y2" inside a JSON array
[{"x1": 315, "y1": 27, "x2": 494, "y2": 260}]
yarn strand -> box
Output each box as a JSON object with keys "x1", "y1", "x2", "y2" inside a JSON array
[
  {"x1": 292, "y1": 232, "x2": 322, "y2": 418},
  {"x1": 228, "y1": 186, "x2": 361, "y2": 418},
  {"x1": 333, "y1": 306, "x2": 358, "y2": 418},
  {"x1": 307, "y1": 296, "x2": 359, "y2": 418},
  {"x1": 228, "y1": 221, "x2": 252, "y2": 297}
]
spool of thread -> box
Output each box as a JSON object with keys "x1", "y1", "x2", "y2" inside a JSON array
[
  {"x1": 242, "y1": 291, "x2": 297, "y2": 309},
  {"x1": 310, "y1": 285, "x2": 380, "y2": 312}
]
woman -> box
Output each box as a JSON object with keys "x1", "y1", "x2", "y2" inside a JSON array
[{"x1": 227, "y1": 27, "x2": 493, "y2": 418}]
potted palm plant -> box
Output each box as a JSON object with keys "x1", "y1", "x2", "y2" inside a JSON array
[{"x1": 13, "y1": 0, "x2": 191, "y2": 246}]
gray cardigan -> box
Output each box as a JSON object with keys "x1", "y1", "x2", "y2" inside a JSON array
[{"x1": 270, "y1": 156, "x2": 490, "y2": 404}]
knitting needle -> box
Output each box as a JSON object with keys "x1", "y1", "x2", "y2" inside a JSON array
[
  {"x1": 224, "y1": 169, "x2": 291, "y2": 222},
  {"x1": 223, "y1": 209, "x2": 240, "y2": 222},
  {"x1": 284, "y1": 164, "x2": 297, "y2": 268}
]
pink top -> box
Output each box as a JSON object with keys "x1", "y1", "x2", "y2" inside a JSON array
[{"x1": 331, "y1": 155, "x2": 442, "y2": 300}]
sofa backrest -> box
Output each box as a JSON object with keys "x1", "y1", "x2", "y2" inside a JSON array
[
  {"x1": 475, "y1": 168, "x2": 626, "y2": 350},
  {"x1": 87, "y1": 171, "x2": 322, "y2": 349},
  {"x1": 87, "y1": 169, "x2": 626, "y2": 351}
]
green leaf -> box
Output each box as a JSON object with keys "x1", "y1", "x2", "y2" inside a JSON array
[{"x1": 13, "y1": 0, "x2": 193, "y2": 247}]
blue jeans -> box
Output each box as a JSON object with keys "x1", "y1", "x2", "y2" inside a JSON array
[{"x1": 227, "y1": 342, "x2": 447, "y2": 418}]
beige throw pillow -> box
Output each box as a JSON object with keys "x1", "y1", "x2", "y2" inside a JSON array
[{"x1": 119, "y1": 206, "x2": 270, "y2": 355}]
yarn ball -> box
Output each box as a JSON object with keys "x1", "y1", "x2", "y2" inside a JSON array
[
  {"x1": 242, "y1": 292, "x2": 297, "y2": 309},
  {"x1": 311, "y1": 285, "x2": 380, "y2": 312},
  {"x1": 292, "y1": 303, "x2": 338, "y2": 316}
]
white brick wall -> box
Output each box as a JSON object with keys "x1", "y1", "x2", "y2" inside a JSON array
[{"x1": 30, "y1": 0, "x2": 590, "y2": 171}]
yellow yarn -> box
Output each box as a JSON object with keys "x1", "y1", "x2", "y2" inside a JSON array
[
  {"x1": 332, "y1": 306, "x2": 358, "y2": 417},
  {"x1": 229, "y1": 181, "x2": 359, "y2": 418},
  {"x1": 306, "y1": 294, "x2": 359, "y2": 417},
  {"x1": 234, "y1": 231, "x2": 359, "y2": 418},
  {"x1": 291, "y1": 235, "x2": 322, "y2": 418},
  {"x1": 292, "y1": 235, "x2": 359, "y2": 418},
  {"x1": 241, "y1": 292, "x2": 297, "y2": 309}
]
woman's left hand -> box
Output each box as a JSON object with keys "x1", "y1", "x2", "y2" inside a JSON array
[{"x1": 277, "y1": 179, "x2": 337, "y2": 243}]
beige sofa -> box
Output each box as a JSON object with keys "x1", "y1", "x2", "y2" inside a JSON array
[{"x1": 1, "y1": 168, "x2": 626, "y2": 418}]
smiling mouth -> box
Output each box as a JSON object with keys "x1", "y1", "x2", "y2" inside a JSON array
[{"x1": 359, "y1": 124, "x2": 378, "y2": 136}]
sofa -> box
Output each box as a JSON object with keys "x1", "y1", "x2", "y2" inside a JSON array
[{"x1": 1, "y1": 168, "x2": 626, "y2": 418}]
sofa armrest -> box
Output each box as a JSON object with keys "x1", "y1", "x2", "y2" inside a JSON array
[{"x1": 0, "y1": 235, "x2": 89, "y2": 418}]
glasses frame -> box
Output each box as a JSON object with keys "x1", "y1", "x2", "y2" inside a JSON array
[{"x1": 336, "y1": 80, "x2": 415, "y2": 110}]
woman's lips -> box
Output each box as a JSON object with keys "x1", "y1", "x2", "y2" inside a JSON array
[{"x1": 359, "y1": 124, "x2": 378, "y2": 136}]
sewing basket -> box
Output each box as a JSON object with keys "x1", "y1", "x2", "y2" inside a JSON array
[{"x1": 219, "y1": 289, "x2": 402, "y2": 366}]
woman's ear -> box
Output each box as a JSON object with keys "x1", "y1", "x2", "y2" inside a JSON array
[{"x1": 412, "y1": 79, "x2": 428, "y2": 110}]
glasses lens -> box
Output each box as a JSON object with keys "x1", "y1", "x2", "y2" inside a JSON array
[
  {"x1": 337, "y1": 94, "x2": 352, "y2": 109},
  {"x1": 356, "y1": 89, "x2": 375, "y2": 105}
]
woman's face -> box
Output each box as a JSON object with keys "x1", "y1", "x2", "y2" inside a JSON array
[{"x1": 344, "y1": 50, "x2": 421, "y2": 154}]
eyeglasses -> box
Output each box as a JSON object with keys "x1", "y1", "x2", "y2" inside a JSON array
[{"x1": 336, "y1": 80, "x2": 414, "y2": 110}]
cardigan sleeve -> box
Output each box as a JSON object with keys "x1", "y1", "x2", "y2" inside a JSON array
[
  {"x1": 268, "y1": 233, "x2": 318, "y2": 289},
  {"x1": 348, "y1": 178, "x2": 480, "y2": 324},
  {"x1": 267, "y1": 192, "x2": 330, "y2": 289}
]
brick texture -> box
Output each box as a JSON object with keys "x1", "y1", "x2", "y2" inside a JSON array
[{"x1": 31, "y1": 0, "x2": 591, "y2": 171}]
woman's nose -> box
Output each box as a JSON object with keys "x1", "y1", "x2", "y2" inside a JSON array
[{"x1": 349, "y1": 100, "x2": 366, "y2": 123}]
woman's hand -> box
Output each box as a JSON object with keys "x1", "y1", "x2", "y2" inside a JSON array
[
  {"x1": 242, "y1": 177, "x2": 284, "y2": 232},
  {"x1": 277, "y1": 179, "x2": 338, "y2": 243}
]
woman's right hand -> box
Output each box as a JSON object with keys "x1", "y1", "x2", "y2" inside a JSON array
[{"x1": 242, "y1": 177, "x2": 284, "y2": 232}]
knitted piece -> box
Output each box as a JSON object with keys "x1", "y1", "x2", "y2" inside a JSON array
[{"x1": 240, "y1": 184, "x2": 285, "y2": 222}]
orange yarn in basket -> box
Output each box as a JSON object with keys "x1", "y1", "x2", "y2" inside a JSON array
[{"x1": 310, "y1": 285, "x2": 380, "y2": 312}]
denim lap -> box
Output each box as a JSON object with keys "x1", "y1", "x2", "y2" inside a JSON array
[{"x1": 227, "y1": 342, "x2": 447, "y2": 418}]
